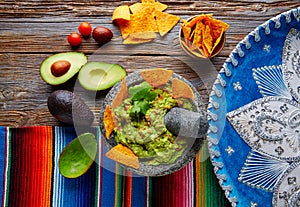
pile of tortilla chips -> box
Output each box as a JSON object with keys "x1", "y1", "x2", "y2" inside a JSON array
[
  {"x1": 112, "y1": 0, "x2": 180, "y2": 44},
  {"x1": 106, "y1": 144, "x2": 140, "y2": 169},
  {"x1": 180, "y1": 14, "x2": 229, "y2": 57}
]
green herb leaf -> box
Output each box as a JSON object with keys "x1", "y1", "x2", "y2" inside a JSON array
[
  {"x1": 132, "y1": 88, "x2": 150, "y2": 101},
  {"x1": 128, "y1": 82, "x2": 151, "y2": 97},
  {"x1": 132, "y1": 88, "x2": 157, "y2": 101},
  {"x1": 130, "y1": 101, "x2": 141, "y2": 114},
  {"x1": 128, "y1": 82, "x2": 158, "y2": 117},
  {"x1": 139, "y1": 101, "x2": 150, "y2": 114},
  {"x1": 145, "y1": 91, "x2": 158, "y2": 101},
  {"x1": 130, "y1": 100, "x2": 150, "y2": 116}
]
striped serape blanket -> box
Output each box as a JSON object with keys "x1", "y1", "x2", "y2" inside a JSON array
[{"x1": 0, "y1": 126, "x2": 230, "y2": 207}]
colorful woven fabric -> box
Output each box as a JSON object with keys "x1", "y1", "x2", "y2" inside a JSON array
[{"x1": 0, "y1": 126, "x2": 229, "y2": 207}]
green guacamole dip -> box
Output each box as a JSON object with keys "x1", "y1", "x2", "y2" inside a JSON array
[{"x1": 113, "y1": 82, "x2": 193, "y2": 165}]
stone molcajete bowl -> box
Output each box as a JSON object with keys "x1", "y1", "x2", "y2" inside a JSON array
[{"x1": 99, "y1": 70, "x2": 208, "y2": 176}]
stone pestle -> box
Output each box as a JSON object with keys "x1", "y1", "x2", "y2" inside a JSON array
[{"x1": 164, "y1": 107, "x2": 209, "y2": 139}]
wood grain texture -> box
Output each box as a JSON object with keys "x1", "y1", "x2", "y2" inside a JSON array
[{"x1": 0, "y1": 0, "x2": 299, "y2": 126}]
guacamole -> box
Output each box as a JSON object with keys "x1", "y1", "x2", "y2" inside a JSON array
[{"x1": 112, "y1": 81, "x2": 193, "y2": 165}]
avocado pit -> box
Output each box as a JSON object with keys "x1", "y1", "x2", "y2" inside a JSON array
[{"x1": 50, "y1": 60, "x2": 71, "y2": 77}]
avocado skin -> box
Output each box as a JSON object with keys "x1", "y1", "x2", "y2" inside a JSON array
[{"x1": 47, "y1": 90, "x2": 94, "y2": 126}]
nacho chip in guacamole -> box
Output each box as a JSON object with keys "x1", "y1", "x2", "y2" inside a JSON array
[
  {"x1": 111, "y1": 78, "x2": 128, "y2": 109},
  {"x1": 140, "y1": 68, "x2": 173, "y2": 87},
  {"x1": 103, "y1": 105, "x2": 115, "y2": 139},
  {"x1": 106, "y1": 144, "x2": 140, "y2": 169},
  {"x1": 172, "y1": 78, "x2": 194, "y2": 100}
]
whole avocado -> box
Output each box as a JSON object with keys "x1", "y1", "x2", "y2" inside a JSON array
[{"x1": 47, "y1": 90, "x2": 94, "y2": 125}]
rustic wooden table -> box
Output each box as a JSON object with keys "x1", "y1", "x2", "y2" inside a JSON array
[{"x1": 0, "y1": 0, "x2": 299, "y2": 126}]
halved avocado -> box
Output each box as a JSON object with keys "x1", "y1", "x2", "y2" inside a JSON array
[
  {"x1": 40, "y1": 52, "x2": 87, "y2": 85},
  {"x1": 59, "y1": 132, "x2": 97, "y2": 178},
  {"x1": 78, "y1": 62, "x2": 126, "y2": 91}
]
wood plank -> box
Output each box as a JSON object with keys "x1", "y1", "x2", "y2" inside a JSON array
[
  {"x1": 0, "y1": 0, "x2": 299, "y2": 126},
  {"x1": 1, "y1": 1, "x2": 298, "y2": 54},
  {"x1": 0, "y1": 1, "x2": 298, "y2": 19},
  {"x1": 0, "y1": 53, "x2": 209, "y2": 126},
  {"x1": 0, "y1": 18, "x2": 284, "y2": 56}
]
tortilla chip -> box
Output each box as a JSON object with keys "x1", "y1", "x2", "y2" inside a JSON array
[
  {"x1": 130, "y1": 2, "x2": 167, "y2": 14},
  {"x1": 201, "y1": 41, "x2": 211, "y2": 58},
  {"x1": 140, "y1": 68, "x2": 173, "y2": 87},
  {"x1": 103, "y1": 105, "x2": 115, "y2": 139},
  {"x1": 129, "y1": 31, "x2": 157, "y2": 39},
  {"x1": 141, "y1": 0, "x2": 155, "y2": 3},
  {"x1": 106, "y1": 144, "x2": 140, "y2": 169},
  {"x1": 185, "y1": 14, "x2": 213, "y2": 28},
  {"x1": 184, "y1": 16, "x2": 202, "y2": 28},
  {"x1": 154, "y1": 10, "x2": 180, "y2": 36},
  {"x1": 119, "y1": 9, "x2": 157, "y2": 39},
  {"x1": 153, "y1": 2, "x2": 168, "y2": 12},
  {"x1": 136, "y1": 9, "x2": 158, "y2": 32},
  {"x1": 202, "y1": 25, "x2": 213, "y2": 55},
  {"x1": 182, "y1": 19, "x2": 188, "y2": 25},
  {"x1": 132, "y1": 10, "x2": 157, "y2": 32},
  {"x1": 124, "y1": 39, "x2": 153, "y2": 44},
  {"x1": 212, "y1": 28, "x2": 224, "y2": 52},
  {"x1": 205, "y1": 16, "x2": 228, "y2": 40},
  {"x1": 112, "y1": 5, "x2": 131, "y2": 23},
  {"x1": 172, "y1": 78, "x2": 194, "y2": 100},
  {"x1": 119, "y1": 20, "x2": 132, "y2": 39},
  {"x1": 192, "y1": 21, "x2": 205, "y2": 50},
  {"x1": 209, "y1": 17, "x2": 230, "y2": 30},
  {"x1": 112, "y1": 78, "x2": 128, "y2": 109},
  {"x1": 123, "y1": 33, "x2": 155, "y2": 44},
  {"x1": 188, "y1": 29, "x2": 197, "y2": 50},
  {"x1": 180, "y1": 23, "x2": 191, "y2": 42},
  {"x1": 130, "y1": 3, "x2": 154, "y2": 14}
]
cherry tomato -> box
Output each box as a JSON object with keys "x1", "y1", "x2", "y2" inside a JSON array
[
  {"x1": 78, "y1": 22, "x2": 92, "y2": 36},
  {"x1": 68, "y1": 32, "x2": 82, "y2": 47}
]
